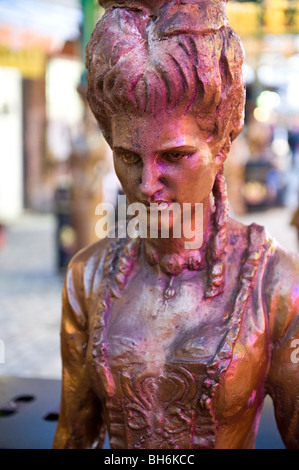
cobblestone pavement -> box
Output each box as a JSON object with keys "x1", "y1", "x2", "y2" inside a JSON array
[
  {"x1": 0, "y1": 212, "x2": 64, "y2": 379},
  {"x1": 0, "y1": 206, "x2": 298, "y2": 380}
]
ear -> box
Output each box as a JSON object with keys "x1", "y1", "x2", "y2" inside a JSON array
[{"x1": 215, "y1": 136, "x2": 232, "y2": 168}]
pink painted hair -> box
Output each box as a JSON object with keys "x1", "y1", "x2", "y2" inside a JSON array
[{"x1": 86, "y1": 0, "x2": 245, "y2": 152}]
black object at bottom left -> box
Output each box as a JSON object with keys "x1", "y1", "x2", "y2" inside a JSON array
[{"x1": 0, "y1": 376, "x2": 61, "y2": 449}]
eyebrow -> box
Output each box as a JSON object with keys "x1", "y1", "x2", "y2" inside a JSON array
[
  {"x1": 159, "y1": 145, "x2": 197, "y2": 154},
  {"x1": 113, "y1": 145, "x2": 197, "y2": 154},
  {"x1": 113, "y1": 146, "x2": 139, "y2": 154}
]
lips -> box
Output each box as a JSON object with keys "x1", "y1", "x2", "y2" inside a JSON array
[
  {"x1": 151, "y1": 201, "x2": 170, "y2": 211},
  {"x1": 139, "y1": 200, "x2": 172, "y2": 211}
]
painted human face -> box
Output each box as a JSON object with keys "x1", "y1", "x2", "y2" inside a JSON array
[{"x1": 111, "y1": 111, "x2": 222, "y2": 212}]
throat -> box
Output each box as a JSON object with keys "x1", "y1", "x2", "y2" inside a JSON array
[
  {"x1": 143, "y1": 240, "x2": 204, "y2": 276},
  {"x1": 142, "y1": 197, "x2": 213, "y2": 277}
]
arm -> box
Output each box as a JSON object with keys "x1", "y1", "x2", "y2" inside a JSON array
[
  {"x1": 53, "y1": 248, "x2": 106, "y2": 449},
  {"x1": 264, "y1": 246, "x2": 299, "y2": 449}
]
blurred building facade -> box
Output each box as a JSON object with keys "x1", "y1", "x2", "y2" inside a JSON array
[
  {"x1": 227, "y1": 0, "x2": 299, "y2": 215},
  {"x1": 0, "y1": 0, "x2": 121, "y2": 266},
  {"x1": 0, "y1": 0, "x2": 83, "y2": 218}
]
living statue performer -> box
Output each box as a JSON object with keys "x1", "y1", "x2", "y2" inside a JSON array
[{"x1": 53, "y1": 0, "x2": 299, "y2": 449}]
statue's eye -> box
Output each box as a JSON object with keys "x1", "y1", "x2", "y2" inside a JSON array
[
  {"x1": 116, "y1": 151, "x2": 140, "y2": 164},
  {"x1": 163, "y1": 151, "x2": 191, "y2": 162}
]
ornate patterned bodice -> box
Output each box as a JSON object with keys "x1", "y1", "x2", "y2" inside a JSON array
[{"x1": 86, "y1": 223, "x2": 274, "y2": 449}]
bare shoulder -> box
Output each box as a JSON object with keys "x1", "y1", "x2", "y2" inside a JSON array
[
  {"x1": 227, "y1": 217, "x2": 299, "y2": 340},
  {"x1": 63, "y1": 237, "x2": 113, "y2": 316},
  {"x1": 263, "y1": 241, "x2": 299, "y2": 297},
  {"x1": 227, "y1": 216, "x2": 247, "y2": 232},
  {"x1": 227, "y1": 216, "x2": 273, "y2": 241},
  {"x1": 226, "y1": 217, "x2": 248, "y2": 253},
  {"x1": 67, "y1": 237, "x2": 111, "y2": 273},
  {"x1": 262, "y1": 239, "x2": 299, "y2": 341},
  {"x1": 226, "y1": 216, "x2": 267, "y2": 254}
]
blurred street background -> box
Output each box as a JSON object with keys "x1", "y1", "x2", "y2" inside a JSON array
[{"x1": 0, "y1": 0, "x2": 299, "y2": 382}]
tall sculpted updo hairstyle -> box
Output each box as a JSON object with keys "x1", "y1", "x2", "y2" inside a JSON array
[
  {"x1": 86, "y1": 0, "x2": 245, "y2": 154},
  {"x1": 86, "y1": 0, "x2": 246, "y2": 297}
]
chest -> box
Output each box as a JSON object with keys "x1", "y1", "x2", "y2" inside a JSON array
[
  {"x1": 104, "y1": 269, "x2": 230, "y2": 370},
  {"x1": 87, "y1": 259, "x2": 270, "y2": 449}
]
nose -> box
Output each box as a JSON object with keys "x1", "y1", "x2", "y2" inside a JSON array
[{"x1": 139, "y1": 160, "x2": 163, "y2": 200}]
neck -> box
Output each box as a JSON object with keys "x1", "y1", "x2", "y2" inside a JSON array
[{"x1": 143, "y1": 195, "x2": 213, "y2": 273}]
